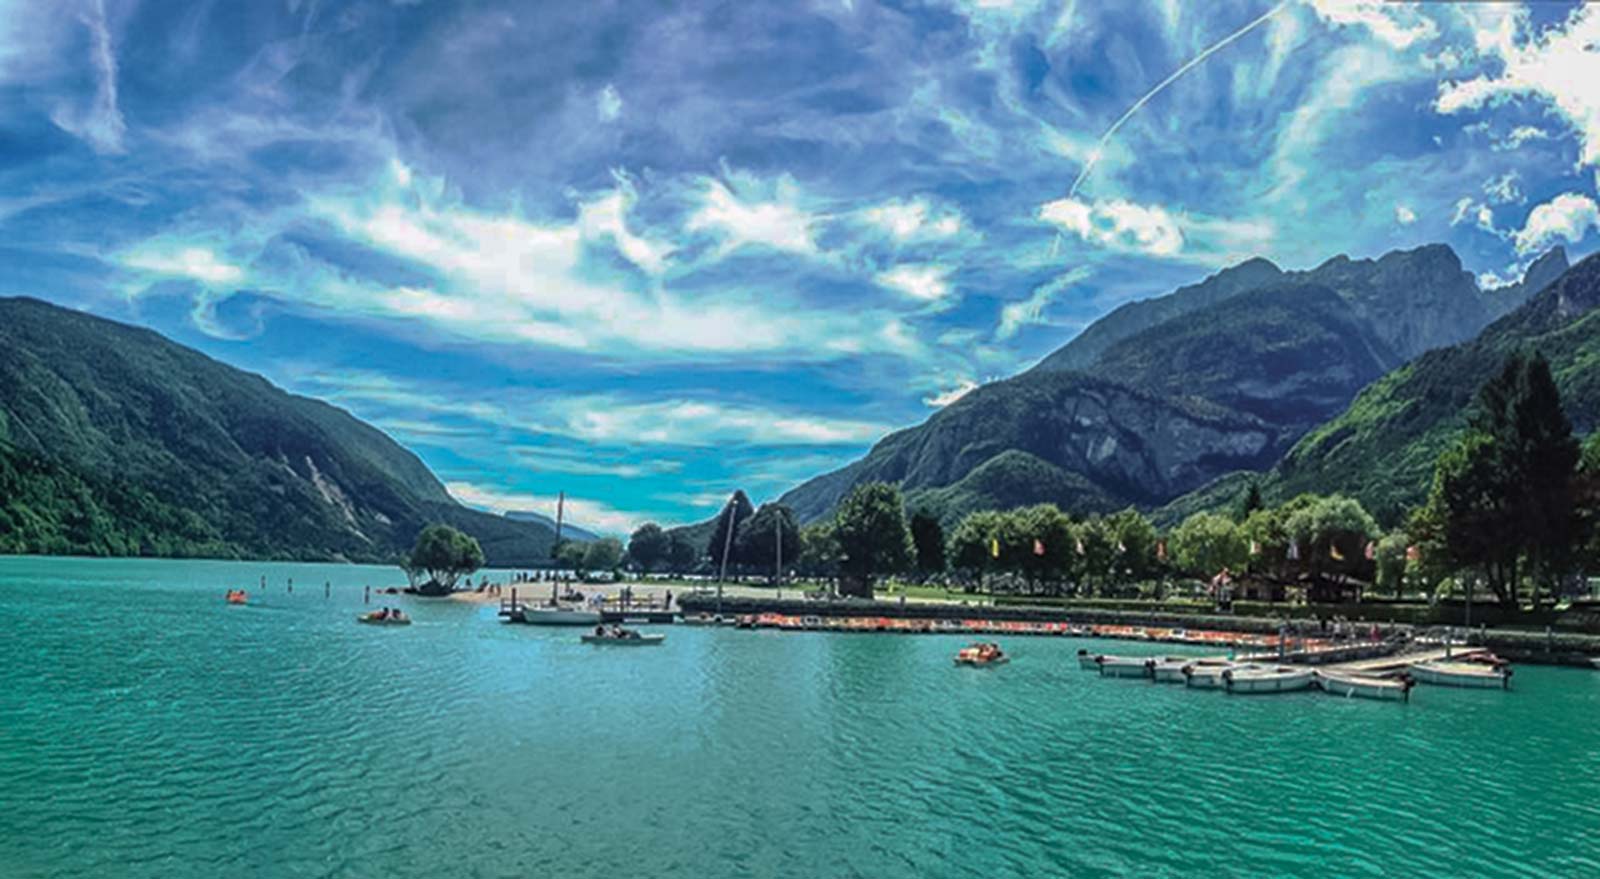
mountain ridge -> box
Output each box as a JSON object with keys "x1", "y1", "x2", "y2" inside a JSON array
[{"x1": 0, "y1": 296, "x2": 557, "y2": 565}]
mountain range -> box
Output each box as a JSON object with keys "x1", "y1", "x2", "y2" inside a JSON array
[
  {"x1": 781, "y1": 244, "x2": 1576, "y2": 525},
  {"x1": 0, "y1": 297, "x2": 558, "y2": 564}
]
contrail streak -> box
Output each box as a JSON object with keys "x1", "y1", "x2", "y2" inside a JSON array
[{"x1": 1066, "y1": 1, "x2": 1289, "y2": 198}]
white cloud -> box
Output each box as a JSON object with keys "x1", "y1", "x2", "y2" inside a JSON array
[
  {"x1": 47, "y1": 0, "x2": 124, "y2": 154},
  {"x1": 1497, "y1": 125, "x2": 1551, "y2": 151},
  {"x1": 549, "y1": 398, "x2": 890, "y2": 447},
  {"x1": 1039, "y1": 197, "x2": 1183, "y2": 257},
  {"x1": 876, "y1": 264, "x2": 953, "y2": 304},
  {"x1": 446, "y1": 481, "x2": 641, "y2": 536},
  {"x1": 1305, "y1": 0, "x2": 1439, "y2": 50},
  {"x1": 297, "y1": 371, "x2": 892, "y2": 449},
  {"x1": 997, "y1": 266, "x2": 1092, "y2": 340},
  {"x1": 859, "y1": 197, "x2": 964, "y2": 242},
  {"x1": 1449, "y1": 197, "x2": 1498, "y2": 235},
  {"x1": 577, "y1": 173, "x2": 674, "y2": 274},
  {"x1": 1394, "y1": 204, "x2": 1416, "y2": 225},
  {"x1": 686, "y1": 177, "x2": 816, "y2": 254},
  {"x1": 1436, "y1": 7, "x2": 1600, "y2": 168},
  {"x1": 923, "y1": 378, "x2": 978, "y2": 408},
  {"x1": 597, "y1": 84, "x2": 623, "y2": 122},
  {"x1": 1483, "y1": 171, "x2": 1523, "y2": 205},
  {"x1": 1513, "y1": 192, "x2": 1600, "y2": 255},
  {"x1": 121, "y1": 244, "x2": 244, "y2": 285}
]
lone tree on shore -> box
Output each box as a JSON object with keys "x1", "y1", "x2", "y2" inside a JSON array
[
  {"x1": 833, "y1": 481, "x2": 913, "y2": 598},
  {"x1": 405, "y1": 524, "x2": 484, "y2": 596}
]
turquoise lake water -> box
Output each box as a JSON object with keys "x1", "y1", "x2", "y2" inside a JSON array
[{"x1": 2, "y1": 555, "x2": 1599, "y2": 878}]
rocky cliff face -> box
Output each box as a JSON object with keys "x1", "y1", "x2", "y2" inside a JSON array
[
  {"x1": 1031, "y1": 257, "x2": 1284, "y2": 374},
  {"x1": 780, "y1": 371, "x2": 1276, "y2": 522}
]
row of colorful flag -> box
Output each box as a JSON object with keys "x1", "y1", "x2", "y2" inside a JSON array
[{"x1": 986, "y1": 536, "x2": 1424, "y2": 562}]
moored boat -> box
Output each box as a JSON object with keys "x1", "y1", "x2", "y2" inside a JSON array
[
  {"x1": 1076, "y1": 649, "x2": 1100, "y2": 670},
  {"x1": 954, "y1": 642, "x2": 1008, "y2": 667},
  {"x1": 225, "y1": 589, "x2": 248, "y2": 605},
  {"x1": 1223, "y1": 666, "x2": 1315, "y2": 694},
  {"x1": 1096, "y1": 655, "x2": 1154, "y2": 679},
  {"x1": 581, "y1": 631, "x2": 665, "y2": 645},
  {"x1": 1151, "y1": 658, "x2": 1200, "y2": 683},
  {"x1": 1409, "y1": 660, "x2": 1511, "y2": 689},
  {"x1": 680, "y1": 613, "x2": 726, "y2": 626},
  {"x1": 1316, "y1": 669, "x2": 1414, "y2": 701},
  {"x1": 519, "y1": 606, "x2": 603, "y2": 626}
]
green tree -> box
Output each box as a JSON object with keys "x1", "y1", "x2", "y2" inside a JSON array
[
  {"x1": 734, "y1": 503, "x2": 801, "y2": 581},
  {"x1": 1234, "y1": 480, "x2": 1265, "y2": 522},
  {"x1": 583, "y1": 537, "x2": 624, "y2": 573},
  {"x1": 706, "y1": 490, "x2": 755, "y2": 578},
  {"x1": 948, "y1": 510, "x2": 1004, "y2": 581},
  {"x1": 1105, "y1": 507, "x2": 1158, "y2": 587},
  {"x1": 909, "y1": 509, "x2": 946, "y2": 577},
  {"x1": 1014, "y1": 504, "x2": 1075, "y2": 592},
  {"x1": 1074, "y1": 516, "x2": 1118, "y2": 595},
  {"x1": 1421, "y1": 351, "x2": 1582, "y2": 605},
  {"x1": 405, "y1": 523, "x2": 485, "y2": 595},
  {"x1": 1170, "y1": 512, "x2": 1248, "y2": 580},
  {"x1": 627, "y1": 522, "x2": 669, "y2": 572},
  {"x1": 666, "y1": 532, "x2": 700, "y2": 572},
  {"x1": 832, "y1": 481, "x2": 913, "y2": 598},
  {"x1": 1283, "y1": 494, "x2": 1378, "y2": 590},
  {"x1": 797, "y1": 521, "x2": 842, "y2": 580},
  {"x1": 557, "y1": 540, "x2": 589, "y2": 574},
  {"x1": 1374, "y1": 531, "x2": 1410, "y2": 599}
]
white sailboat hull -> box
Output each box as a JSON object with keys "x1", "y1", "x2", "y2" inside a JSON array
[
  {"x1": 1225, "y1": 668, "x2": 1315, "y2": 693},
  {"x1": 519, "y1": 607, "x2": 603, "y2": 626},
  {"x1": 1409, "y1": 662, "x2": 1510, "y2": 689},
  {"x1": 1316, "y1": 670, "x2": 1412, "y2": 701}
]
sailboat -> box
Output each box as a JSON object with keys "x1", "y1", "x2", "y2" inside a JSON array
[{"x1": 518, "y1": 491, "x2": 603, "y2": 626}]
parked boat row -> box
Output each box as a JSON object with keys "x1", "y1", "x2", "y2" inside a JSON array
[{"x1": 1078, "y1": 648, "x2": 1512, "y2": 701}]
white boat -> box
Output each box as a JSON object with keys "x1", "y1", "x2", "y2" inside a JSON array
[
  {"x1": 1150, "y1": 658, "x2": 1191, "y2": 683},
  {"x1": 1316, "y1": 669, "x2": 1414, "y2": 701},
  {"x1": 1076, "y1": 649, "x2": 1101, "y2": 671},
  {"x1": 581, "y1": 633, "x2": 665, "y2": 646},
  {"x1": 1224, "y1": 666, "x2": 1316, "y2": 694},
  {"x1": 1096, "y1": 655, "x2": 1154, "y2": 679},
  {"x1": 1183, "y1": 662, "x2": 1240, "y2": 689},
  {"x1": 680, "y1": 613, "x2": 726, "y2": 626},
  {"x1": 1409, "y1": 660, "x2": 1511, "y2": 689},
  {"x1": 519, "y1": 606, "x2": 603, "y2": 626}
]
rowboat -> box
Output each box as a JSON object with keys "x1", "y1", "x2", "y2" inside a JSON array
[
  {"x1": 1223, "y1": 666, "x2": 1315, "y2": 694},
  {"x1": 1316, "y1": 669, "x2": 1414, "y2": 701},
  {"x1": 1076, "y1": 649, "x2": 1101, "y2": 670},
  {"x1": 225, "y1": 590, "x2": 248, "y2": 605},
  {"x1": 1096, "y1": 655, "x2": 1154, "y2": 679},
  {"x1": 357, "y1": 612, "x2": 410, "y2": 626},
  {"x1": 1409, "y1": 660, "x2": 1511, "y2": 689},
  {"x1": 1151, "y1": 659, "x2": 1191, "y2": 683},
  {"x1": 581, "y1": 633, "x2": 664, "y2": 645},
  {"x1": 1183, "y1": 663, "x2": 1239, "y2": 689},
  {"x1": 519, "y1": 606, "x2": 603, "y2": 626}
]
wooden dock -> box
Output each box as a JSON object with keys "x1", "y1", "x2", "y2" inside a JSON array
[{"x1": 1324, "y1": 645, "x2": 1490, "y2": 676}]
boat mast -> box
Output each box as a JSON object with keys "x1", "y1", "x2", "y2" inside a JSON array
[{"x1": 717, "y1": 493, "x2": 737, "y2": 614}]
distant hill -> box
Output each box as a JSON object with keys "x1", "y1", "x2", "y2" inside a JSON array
[
  {"x1": 505, "y1": 510, "x2": 599, "y2": 543},
  {"x1": 0, "y1": 297, "x2": 557, "y2": 564},
  {"x1": 1264, "y1": 250, "x2": 1600, "y2": 523},
  {"x1": 781, "y1": 244, "x2": 1567, "y2": 524}
]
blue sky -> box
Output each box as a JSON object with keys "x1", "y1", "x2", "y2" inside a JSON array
[{"x1": 3, "y1": 1, "x2": 1599, "y2": 534}]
